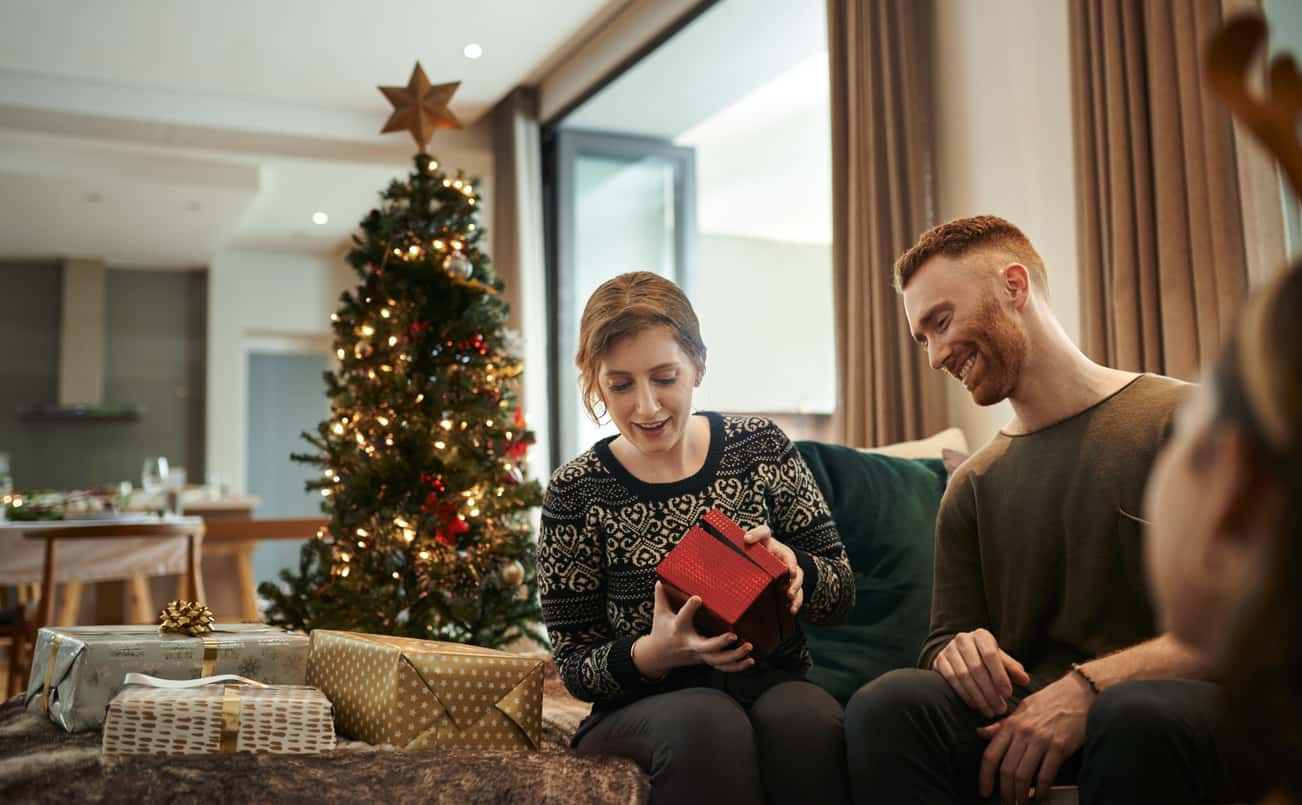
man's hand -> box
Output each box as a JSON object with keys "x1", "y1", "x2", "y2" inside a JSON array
[
  {"x1": 933, "y1": 628, "x2": 1030, "y2": 717},
  {"x1": 976, "y1": 673, "x2": 1093, "y2": 804},
  {"x1": 744, "y1": 524, "x2": 804, "y2": 614}
]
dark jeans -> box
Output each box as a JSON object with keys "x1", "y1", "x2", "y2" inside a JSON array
[
  {"x1": 574, "y1": 681, "x2": 850, "y2": 805},
  {"x1": 844, "y1": 669, "x2": 1265, "y2": 805}
]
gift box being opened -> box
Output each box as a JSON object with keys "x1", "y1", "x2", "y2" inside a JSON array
[
  {"x1": 103, "y1": 676, "x2": 335, "y2": 755},
  {"x1": 306, "y1": 629, "x2": 543, "y2": 750},
  {"x1": 25, "y1": 624, "x2": 309, "y2": 732},
  {"x1": 656, "y1": 509, "x2": 798, "y2": 659}
]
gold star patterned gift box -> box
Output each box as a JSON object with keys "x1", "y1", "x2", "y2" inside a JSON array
[{"x1": 305, "y1": 630, "x2": 543, "y2": 750}]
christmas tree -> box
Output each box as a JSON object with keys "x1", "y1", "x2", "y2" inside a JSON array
[{"x1": 259, "y1": 65, "x2": 544, "y2": 649}]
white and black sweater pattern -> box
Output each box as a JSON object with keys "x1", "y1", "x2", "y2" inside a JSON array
[{"x1": 538, "y1": 412, "x2": 854, "y2": 707}]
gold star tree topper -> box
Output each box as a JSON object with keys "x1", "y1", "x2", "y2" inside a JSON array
[{"x1": 378, "y1": 62, "x2": 463, "y2": 153}]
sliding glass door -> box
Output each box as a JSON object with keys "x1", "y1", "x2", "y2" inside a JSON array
[{"x1": 545, "y1": 129, "x2": 697, "y2": 466}]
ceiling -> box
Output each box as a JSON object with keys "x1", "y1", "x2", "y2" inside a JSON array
[
  {"x1": 0, "y1": 0, "x2": 623, "y2": 266},
  {"x1": 562, "y1": 0, "x2": 825, "y2": 140},
  {"x1": 560, "y1": 0, "x2": 832, "y2": 244}
]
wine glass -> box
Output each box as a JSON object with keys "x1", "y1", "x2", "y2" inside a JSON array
[{"x1": 141, "y1": 456, "x2": 170, "y2": 496}]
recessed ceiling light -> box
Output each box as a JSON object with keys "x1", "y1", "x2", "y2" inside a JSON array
[
  {"x1": 312, "y1": 211, "x2": 329, "y2": 225},
  {"x1": 463, "y1": 43, "x2": 482, "y2": 60}
]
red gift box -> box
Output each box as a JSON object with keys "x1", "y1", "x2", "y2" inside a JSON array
[{"x1": 656, "y1": 509, "x2": 798, "y2": 659}]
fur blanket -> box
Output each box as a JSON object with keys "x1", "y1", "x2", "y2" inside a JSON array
[{"x1": 0, "y1": 668, "x2": 647, "y2": 804}]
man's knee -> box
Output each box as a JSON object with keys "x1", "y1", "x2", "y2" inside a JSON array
[
  {"x1": 846, "y1": 668, "x2": 948, "y2": 747},
  {"x1": 1086, "y1": 679, "x2": 1192, "y2": 754}
]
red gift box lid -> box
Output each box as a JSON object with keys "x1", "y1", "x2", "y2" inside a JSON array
[
  {"x1": 701, "y1": 509, "x2": 789, "y2": 581},
  {"x1": 657, "y1": 525, "x2": 772, "y2": 625}
]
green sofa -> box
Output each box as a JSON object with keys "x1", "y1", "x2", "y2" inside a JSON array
[{"x1": 796, "y1": 440, "x2": 948, "y2": 703}]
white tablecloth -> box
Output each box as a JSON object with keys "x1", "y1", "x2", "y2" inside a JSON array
[{"x1": 0, "y1": 515, "x2": 204, "y2": 586}]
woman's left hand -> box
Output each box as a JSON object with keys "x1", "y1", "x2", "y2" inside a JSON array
[{"x1": 744, "y1": 525, "x2": 803, "y2": 615}]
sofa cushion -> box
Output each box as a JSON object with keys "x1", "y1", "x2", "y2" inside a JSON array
[
  {"x1": 859, "y1": 426, "x2": 968, "y2": 459},
  {"x1": 795, "y1": 440, "x2": 947, "y2": 703}
]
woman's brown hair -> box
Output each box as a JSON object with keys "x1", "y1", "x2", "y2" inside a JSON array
[
  {"x1": 1210, "y1": 262, "x2": 1302, "y2": 799},
  {"x1": 575, "y1": 272, "x2": 707, "y2": 424}
]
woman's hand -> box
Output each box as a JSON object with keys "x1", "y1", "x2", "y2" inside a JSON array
[
  {"x1": 744, "y1": 525, "x2": 804, "y2": 614},
  {"x1": 632, "y1": 582, "x2": 756, "y2": 678}
]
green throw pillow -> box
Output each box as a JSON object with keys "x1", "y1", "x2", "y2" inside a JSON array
[{"x1": 795, "y1": 440, "x2": 947, "y2": 703}]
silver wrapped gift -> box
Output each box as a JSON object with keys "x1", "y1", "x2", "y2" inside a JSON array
[{"x1": 24, "y1": 624, "x2": 309, "y2": 732}]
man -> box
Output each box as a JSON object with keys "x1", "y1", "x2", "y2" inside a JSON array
[{"x1": 844, "y1": 215, "x2": 1262, "y2": 805}]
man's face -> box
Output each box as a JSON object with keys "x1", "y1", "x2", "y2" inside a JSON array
[{"x1": 902, "y1": 254, "x2": 1028, "y2": 406}]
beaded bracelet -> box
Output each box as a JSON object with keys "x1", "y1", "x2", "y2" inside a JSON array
[{"x1": 1070, "y1": 662, "x2": 1101, "y2": 695}]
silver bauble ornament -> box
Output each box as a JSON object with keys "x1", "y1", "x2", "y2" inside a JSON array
[
  {"x1": 443, "y1": 252, "x2": 472, "y2": 279},
  {"x1": 500, "y1": 559, "x2": 525, "y2": 587}
]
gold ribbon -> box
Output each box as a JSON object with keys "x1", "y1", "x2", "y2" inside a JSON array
[
  {"x1": 220, "y1": 686, "x2": 241, "y2": 752},
  {"x1": 201, "y1": 636, "x2": 219, "y2": 677},
  {"x1": 42, "y1": 634, "x2": 62, "y2": 715}
]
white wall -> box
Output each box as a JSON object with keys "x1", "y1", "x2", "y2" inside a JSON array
[
  {"x1": 206, "y1": 249, "x2": 353, "y2": 497},
  {"x1": 933, "y1": 0, "x2": 1079, "y2": 450},
  {"x1": 693, "y1": 234, "x2": 835, "y2": 413},
  {"x1": 206, "y1": 156, "x2": 496, "y2": 498}
]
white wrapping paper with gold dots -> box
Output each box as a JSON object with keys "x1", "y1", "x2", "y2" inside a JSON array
[{"x1": 306, "y1": 630, "x2": 543, "y2": 750}]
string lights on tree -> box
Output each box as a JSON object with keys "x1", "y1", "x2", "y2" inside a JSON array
[{"x1": 258, "y1": 63, "x2": 544, "y2": 648}]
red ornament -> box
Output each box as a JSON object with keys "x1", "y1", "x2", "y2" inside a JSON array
[
  {"x1": 455, "y1": 332, "x2": 488, "y2": 356},
  {"x1": 433, "y1": 501, "x2": 469, "y2": 546},
  {"x1": 410, "y1": 321, "x2": 431, "y2": 337},
  {"x1": 506, "y1": 439, "x2": 529, "y2": 461},
  {"x1": 513, "y1": 406, "x2": 526, "y2": 428},
  {"x1": 419, "y1": 472, "x2": 446, "y2": 493},
  {"x1": 421, "y1": 491, "x2": 439, "y2": 513}
]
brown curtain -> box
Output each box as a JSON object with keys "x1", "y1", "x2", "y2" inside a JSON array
[
  {"x1": 489, "y1": 86, "x2": 552, "y2": 481},
  {"x1": 827, "y1": 0, "x2": 947, "y2": 448},
  {"x1": 1071, "y1": 0, "x2": 1250, "y2": 380}
]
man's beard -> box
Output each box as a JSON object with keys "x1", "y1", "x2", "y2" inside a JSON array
[{"x1": 968, "y1": 296, "x2": 1026, "y2": 406}]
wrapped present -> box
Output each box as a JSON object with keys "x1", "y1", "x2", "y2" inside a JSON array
[
  {"x1": 656, "y1": 508, "x2": 798, "y2": 659},
  {"x1": 24, "y1": 624, "x2": 309, "y2": 732},
  {"x1": 102, "y1": 673, "x2": 335, "y2": 755},
  {"x1": 306, "y1": 630, "x2": 543, "y2": 750}
]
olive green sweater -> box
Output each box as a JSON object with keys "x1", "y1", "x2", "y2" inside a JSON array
[{"x1": 918, "y1": 374, "x2": 1190, "y2": 689}]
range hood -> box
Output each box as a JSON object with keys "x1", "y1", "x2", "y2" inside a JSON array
[{"x1": 18, "y1": 259, "x2": 142, "y2": 423}]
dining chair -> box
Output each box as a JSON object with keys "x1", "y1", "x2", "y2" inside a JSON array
[
  {"x1": 201, "y1": 517, "x2": 327, "y2": 622},
  {"x1": 24, "y1": 522, "x2": 207, "y2": 632},
  {"x1": 0, "y1": 593, "x2": 34, "y2": 698}
]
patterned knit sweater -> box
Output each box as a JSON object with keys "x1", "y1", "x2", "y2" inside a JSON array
[{"x1": 538, "y1": 412, "x2": 854, "y2": 708}]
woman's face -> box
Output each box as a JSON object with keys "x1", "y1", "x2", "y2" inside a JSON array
[
  {"x1": 596, "y1": 325, "x2": 701, "y2": 458},
  {"x1": 1144, "y1": 380, "x2": 1270, "y2": 662}
]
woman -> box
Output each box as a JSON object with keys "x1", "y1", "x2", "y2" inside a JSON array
[
  {"x1": 1144, "y1": 263, "x2": 1302, "y2": 803},
  {"x1": 538, "y1": 271, "x2": 854, "y2": 804}
]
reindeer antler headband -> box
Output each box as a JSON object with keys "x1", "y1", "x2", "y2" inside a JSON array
[{"x1": 1206, "y1": 15, "x2": 1301, "y2": 455}]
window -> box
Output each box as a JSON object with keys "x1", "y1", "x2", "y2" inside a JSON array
[{"x1": 545, "y1": 0, "x2": 834, "y2": 464}]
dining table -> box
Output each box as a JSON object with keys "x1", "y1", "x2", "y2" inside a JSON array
[{"x1": 0, "y1": 514, "x2": 205, "y2": 626}]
